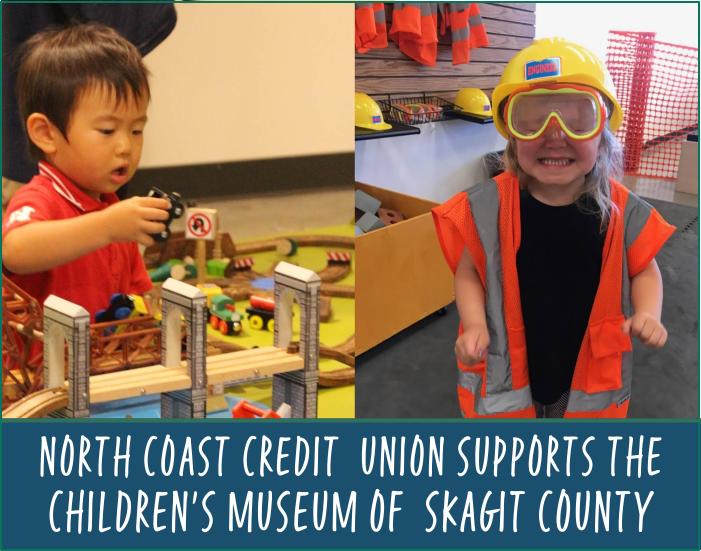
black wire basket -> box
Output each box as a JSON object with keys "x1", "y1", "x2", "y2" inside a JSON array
[{"x1": 376, "y1": 94, "x2": 463, "y2": 126}]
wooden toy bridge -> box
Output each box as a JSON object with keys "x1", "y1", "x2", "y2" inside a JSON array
[
  {"x1": 3, "y1": 263, "x2": 321, "y2": 419},
  {"x1": 3, "y1": 346, "x2": 302, "y2": 418}
]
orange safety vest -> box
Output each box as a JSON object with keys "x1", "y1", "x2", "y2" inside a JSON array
[
  {"x1": 356, "y1": 3, "x2": 388, "y2": 54},
  {"x1": 432, "y1": 172, "x2": 675, "y2": 418},
  {"x1": 439, "y1": 3, "x2": 489, "y2": 65},
  {"x1": 389, "y1": 3, "x2": 489, "y2": 66},
  {"x1": 389, "y1": 3, "x2": 438, "y2": 66}
]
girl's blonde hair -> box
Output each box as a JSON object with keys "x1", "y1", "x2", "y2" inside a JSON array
[{"x1": 499, "y1": 98, "x2": 624, "y2": 232}]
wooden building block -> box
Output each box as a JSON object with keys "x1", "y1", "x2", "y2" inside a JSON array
[
  {"x1": 357, "y1": 212, "x2": 386, "y2": 233},
  {"x1": 355, "y1": 189, "x2": 381, "y2": 214},
  {"x1": 377, "y1": 207, "x2": 405, "y2": 226}
]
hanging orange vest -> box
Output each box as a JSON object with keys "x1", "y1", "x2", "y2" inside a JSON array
[
  {"x1": 440, "y1": 3, "x2": 489, "y2": 65},
  {"x1": 432, "y1": 172, "x2": 675, "y2": 418},
  {"x1": 356, "y1": 3, "x2": 388, "y2": 54},
  {"x1": 389, "y1": 3, "x2": 488, "y2": 66},
  {"x1": 388, "y1": 3, "x2": 439, "y2": 66}
]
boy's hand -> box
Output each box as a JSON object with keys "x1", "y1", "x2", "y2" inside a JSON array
[
  {"x1": 455, "y1": 323, "x2": 490, "y2": 367},
  {"x1": 102, "y1": 197, "x2": 171, "y2": 247},
  {"x1": 621, "y1": 312, "x2": 668, "y2": 348}
]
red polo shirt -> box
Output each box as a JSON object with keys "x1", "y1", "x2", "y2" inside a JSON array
[{"x1": 2, "y1": 161, "x2": 152, "y2": 322}]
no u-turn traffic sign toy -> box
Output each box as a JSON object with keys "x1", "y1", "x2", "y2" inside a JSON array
[
  {"x1": 185, "y1": 208, "x2": 218, "y2": 241},
  {"x1": 184, "y1": 207, "x2": 219, "y2": 285}
]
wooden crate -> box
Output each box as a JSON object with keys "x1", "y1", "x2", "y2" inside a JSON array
[{"x1": 356, "y1": 182, "x2": 454, "y2": 355}]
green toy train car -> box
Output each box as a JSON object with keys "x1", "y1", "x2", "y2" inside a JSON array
[{"x1": 209, "y1": 293, "x2": 243, "y2": 336}]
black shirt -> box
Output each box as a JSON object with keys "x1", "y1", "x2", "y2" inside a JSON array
[{"x1": 516, "y1": 190, "x2": 605, "y2": 405}]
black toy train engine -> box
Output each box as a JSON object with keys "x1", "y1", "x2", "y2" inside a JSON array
[{"x1": 147, "y1": 187, "x2": 184, "y2": 242}]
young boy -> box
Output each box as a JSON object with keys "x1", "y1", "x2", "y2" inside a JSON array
[{"x1": 2, "y1": 23, "x2": 172, "y2": 321}]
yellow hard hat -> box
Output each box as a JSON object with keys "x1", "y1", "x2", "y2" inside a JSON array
[
  {"x1": 355, "y1": 92, "x2": 391, "y2": 130},
  {"x1": 454, "y1": 88, "x2": 492, "y2": 117},
  {"x1": 491, "y1": 37, "x2": 623, "y2": 139}
]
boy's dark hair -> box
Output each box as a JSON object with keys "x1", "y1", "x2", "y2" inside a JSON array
[{"x1": 16, "y1": 22, "x2": 150, "y2": 160}]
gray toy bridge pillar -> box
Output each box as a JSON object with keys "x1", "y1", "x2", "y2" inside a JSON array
[
  {"x1": 271, "y1": 262, "x2": 320, "y2": 418},
  {"x1": 159, "y1": 278, "x2": 208, "y2": 418},
  {"x1": 43, "y1": 295, "x2": 90, "y2": 418}
]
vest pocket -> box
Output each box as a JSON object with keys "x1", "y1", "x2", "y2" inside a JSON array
[{"x1": 587, "y1": 315, "x2": 632, "y2": 393}]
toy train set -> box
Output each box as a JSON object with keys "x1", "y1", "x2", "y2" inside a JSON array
[
  {"x1": 2, "y1": 196, "x2": 356, "y2": 411},
  {"x1": 198, "y1": 283, "x2": 277, "y2": 336},
  {"x1": 209, "y1": 294, "x2": 243, "y2": 335},
  {"x1": 246, "y1": 294, "x2": 276, "y2": 332}
]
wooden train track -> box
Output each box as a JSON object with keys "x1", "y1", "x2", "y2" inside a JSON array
[
  {"x1": 319, "y1": 334, "x2": 355, "y2": 387},
  {"x1": 144, "y1": 233, "x2": 354, "y2": 269},
  {"x1": 331, "y1": 334, "x2": 355, "y2": 357},
  {"x1": 4, "y1": 233, "x2": 356, "y2": 412},
  {"x1": 319, "y1": 345, "x2": 355, "y2": 367},
  {"x1": 236, "y1": 235, "x2": 354, "y2": 256},
  {"x1": 319, "y1": 368, "x2": 355, "y2": 387},
  {"x1": 321, "y1": 284, "x2": 355, "y2": 298},
  {"x1": 209, "y1": 338, "x2": 356, "y2": 388},
  {"x1": 317, "y1": 263, "x2": 352, "y2": 284},
  {"x1": 3, "y1": 347, "x2": 304, "y2": 418},
  {"x1": 2, "y1": 387, "x2": 68, "y2": 419}
]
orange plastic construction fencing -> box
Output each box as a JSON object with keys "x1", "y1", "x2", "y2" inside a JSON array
[{"x1": 606, "y1": 31, "x2": 698, "y2": 180}]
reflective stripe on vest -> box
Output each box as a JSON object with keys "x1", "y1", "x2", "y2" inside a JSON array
[
  {"x1": 439, "y1": 3, "x2": 488, "y2": 65},
  {"x1": 566, "y1": 194, "x2": 652, "y2": 412},
  {"x1": 448, "y1": 3, "x2": 470, "y2": 45},
  {"x1": 458, "y1": 179, "x2": 533, "y2": 416},
  {"x1": 460, "y1": 180, "x2": 654, "y2": 416},
  {"x1": 375, "y1": 4, "x2": 387, "y2": 25}
]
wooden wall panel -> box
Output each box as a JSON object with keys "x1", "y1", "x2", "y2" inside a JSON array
[
  {"x1": 465, "y1": 17, "x2": 534, "y2": 39},
  {"x1": 489, "y1": 3, "x2": 536, "y2": 12},
  {"x1": 356, "y1": 59, "x2": 504, "y2": 78},
  {"x1": 358, "y1": 41, "x2": 518, "y2": 63},
  {"x1": 479, "y1": 3, "x2": 535, "y2": 24},
  {"x1": 481, "y1": 34, "x2": 535, "y2": 50},
  {"x1": 356, "y1": 76, "x2": 502, "y2": 96},
  {"x1": 356, "y1": 3, "x2": 536, "y2": 103}
]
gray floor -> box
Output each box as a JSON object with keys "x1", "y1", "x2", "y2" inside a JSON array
[{"x1": 357, "y1": 198, "x2": 699, "y2": 419}]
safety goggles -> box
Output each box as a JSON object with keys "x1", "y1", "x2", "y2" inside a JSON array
[{"x1": 504, "y1": 84, "x2": 607, "y2": 141}]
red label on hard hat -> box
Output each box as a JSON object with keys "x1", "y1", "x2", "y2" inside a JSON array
[
  {"x1": 372, "y1": 115, "x2": 382, "y2": 124},
  {"x1": 525, "y1": 57, "x2": 562, "y2": 80},
  {"x1": 484, "y1": 105, "x2": 490, "y2": 112}
]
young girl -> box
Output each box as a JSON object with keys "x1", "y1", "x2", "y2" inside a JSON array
[{"x1": 432, "y1": 37, "x2": 675, "y2": 419}]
